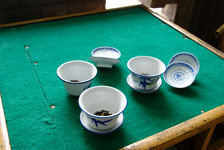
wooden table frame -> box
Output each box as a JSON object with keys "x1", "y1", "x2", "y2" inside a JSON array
[
  {"x1": 0, "y1": 94, "x2": 11, "y2": 150},
  {"x1": 0, "y1": 4, "x2": 224, "y2": 150}
]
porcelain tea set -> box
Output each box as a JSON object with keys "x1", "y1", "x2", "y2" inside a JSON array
[{"x1": 57, "y1": 47, "x2": 200, "y2": 134}]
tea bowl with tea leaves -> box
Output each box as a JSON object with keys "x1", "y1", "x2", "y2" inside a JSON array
[
  {"x1": 57, "y1": 60, "x2": 97, "y2": 96},
  {"x1": 78, "y1": 86, "x2": 127, "y2": 132}
]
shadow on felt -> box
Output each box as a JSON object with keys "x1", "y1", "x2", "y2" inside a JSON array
[
  {"x1": 191, "y1": 79, "x2": 202, "y2": 86},
  {"x1": 167, "y1": 77, "x2": 201, "y2": 98},
  {"x1": 95, "y1": 65, "x2": 123, "y2": 86},
  {"x1": 67, "y1": 95, "x2": 80, "y2": 109},
  {"x1": 65, "y1": 95, "x2": 81, "y2": 124},
  {"x1": 168, "y1": 86, "x2": 199, "y2": 98},
  {"x1": 81, "y1": 127, "x2": 128, "y2": 150},
  {"x1": 131, "y1": 89, "x2": 174, "y2": 118}
]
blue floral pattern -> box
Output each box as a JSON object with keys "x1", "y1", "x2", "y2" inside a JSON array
[{"x1": 174, "y1": 72, "x2": 185, "y2": 81}]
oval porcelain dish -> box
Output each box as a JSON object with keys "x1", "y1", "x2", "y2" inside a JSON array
[
  {"x1": 163, "y1": 62, "x2": 195, "y2": 88},
  {"x1": 90, "y1": 47, "x2": 121, "y2": 68}
]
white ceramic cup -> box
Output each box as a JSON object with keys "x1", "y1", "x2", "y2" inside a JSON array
[
  {"x1": 57, "y1": 60, "x2": 97, "y2": 96},
  {"x1": 78, "y1": 86, "x2": 127, "y2": 130},
  {"x1": 127, "y1": 56, "x2": 166, "y2": 90}
]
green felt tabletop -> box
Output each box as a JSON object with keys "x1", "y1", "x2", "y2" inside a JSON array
[{"x1": 0, "y1": 7, "x2": 224, "y2": 150}]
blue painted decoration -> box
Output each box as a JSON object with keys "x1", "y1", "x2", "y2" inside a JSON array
[
  {"x1": 133, "y1": 74, "x2": 157, "y2": 89},
  {"x1": 91, "y1": 118, "x2": 113, "y2": 128},
  {"x1": 174, "y1": 72, "x2": 185, "y2": 81}
]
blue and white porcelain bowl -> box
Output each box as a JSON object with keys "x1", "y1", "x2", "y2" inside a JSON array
[
  {"x1": 163, "y1": 62, "x2": 195, "y2": 88},
  {"x1": 90, "y1": 47, "x2": 121, "y2": 68},
  {"x1": 169, "y1": 52, "x2": 200, "y2": 75},
  {"x1": 57, "y1": 60, "x2": 97, "y2": 96},
  {"x1": 127, "y1": 56, "x2": 166, "y2": 90},
  {"x1": 78, "y1": 86, "x2": 127, "y2": 131}
]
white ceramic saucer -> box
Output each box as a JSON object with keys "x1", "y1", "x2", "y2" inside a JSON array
[
  {"x1": 127, "y1": 74, "x2": 162, "y2": 93},
  {"x1": 80, "y1": 111, "x2": 123, "y2": 134},
  {"x1": 90, "y1": 56, "x2": 120, "y2": 68},
  {"x1": 169, "y1": 52, "x2": 199, "y2": 75},
  {"x1": 163, "y1": 62, "x2": 195, "y2": 88}
]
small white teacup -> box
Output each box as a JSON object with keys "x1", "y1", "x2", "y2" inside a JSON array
[
  {"x1": 127, "y1": 56, "x2": 166, "y2": 90},
  {"x1": 57, "y1": 60, "x2": 97, "y2": 96},
  {"x1": 78, "y1": 86, "x2": 127, "y2": 130}
]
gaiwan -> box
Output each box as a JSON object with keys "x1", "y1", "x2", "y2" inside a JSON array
[
  {"x1": 78, "y1": 86, "x2": 127, "y2": 134},
  {"x1": 90, "y1": 47, "x2": 121, "y2": 68}
]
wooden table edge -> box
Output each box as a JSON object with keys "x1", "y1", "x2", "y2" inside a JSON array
[
  {"x1": 0, "y1": 94, "x2": 11, "y2": 150},
  {"x1": 0, "y1": 4, "x2": 141, "y2": 29},
  {"x1": 120, "y1": 104, "x2": 224, "y2": 150},
  {"x1": 0, "y1": 4, "x2": 223, "y2": 150}
]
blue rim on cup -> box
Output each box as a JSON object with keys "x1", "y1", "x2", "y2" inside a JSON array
[
  {"x1": 127, "y1": 56, "x2": 166, "y2": 90},
  {"x1": 163, "y1": 62, "x2": 195, "y2": 88},
  {"x1": 57, "y1": 60, "x2": 97, "y2": 96},
  {"x1": 169, "y1": 52, "x2": 200, "y2": 75}
]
